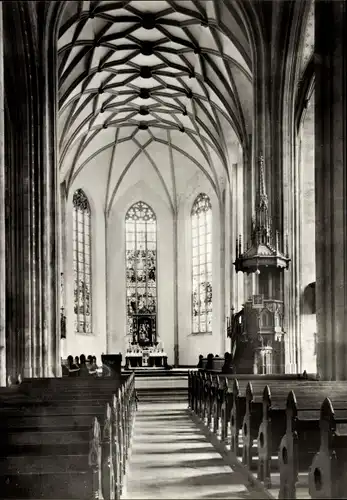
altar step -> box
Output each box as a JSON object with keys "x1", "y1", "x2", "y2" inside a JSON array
[
  {"x1": 123, "y1": 368, "x2": 190, "y2": 377},
  {"x1": 134, "y1": 374, "x2": 188, "y2": 404},
  {"x1": 136, "y1": 389, "x2": 187, "y2": 404}
]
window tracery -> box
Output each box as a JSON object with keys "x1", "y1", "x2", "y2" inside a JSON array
[
  {"x1": 191, "y1": 193, "x2": 212, "y2": 333},
  {"x1": 73, "y1": 189, "x2": 92, "y2": 334},
  {"x1": 125, "y1": 202, "x2": 157, "y2": 343}
]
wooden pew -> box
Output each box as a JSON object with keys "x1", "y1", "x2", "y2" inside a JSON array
[
  {"x1": 199, "y1": 356, "x2": 225, "y2": 372},
  {"x1": 0, "y1": 373, "x2": 136, "y2": 500},
  {"x1": 111, "y1": 373, "x2": 136, "y2": 499},
  {"x1": 0, "y1": 398, "x2": 112, "y2": 499},
  {"x1": 191, "y1": 371, "x2": 318, "y2": 439},
  {"x1": 195, "y1": 374, "x2": 318, "y2": 457},
  {"x1": 226, "y1": 379, "x2": 344, "y2": 463},
  {"x1": 189, "y1": 371, "x2": 206, "y2": 419},
  {"x1": 278, "y1": 391, "x2": 320, "y2": 499},
  {"x1": 0, "y1": 416, "x2": 103, "y2": 499},
  {"x1": 308, "y1": 397, "x2": 347, "y2": 499},
  {"x1": 189, "y1": 370, "x2": 295, "y2": 440},
  {"x1": 189, "y1": 370, "x2": 347, "y2": 499},
  {"x1": 255, "y1": 384, "x2": 347, "y2": 492},
  {"x1": 266, "y1": 391, "x2": 347, "y2": 499}
]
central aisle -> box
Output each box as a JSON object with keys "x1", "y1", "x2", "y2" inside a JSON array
[{"x1": 122, "y1": 402, "x2": 267, "y2": 500}]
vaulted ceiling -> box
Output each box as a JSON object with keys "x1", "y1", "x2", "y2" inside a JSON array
[{"x1": 58, "y1": 0, "x2": 253, "y2": 212}]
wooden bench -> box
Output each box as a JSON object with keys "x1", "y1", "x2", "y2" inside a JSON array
[
  {"x1": 0, "y1": 373, "x2": 136, "y2": 500},
  {"x1": 254, "y1": 384, "x2": 347, "y2": 493},
  {"x1": 199, "y1": 356, "x2": 225, "y2": 372},
  {"x1": 188, "y1": 371, "x2": 347, "y2": 499},
  {"x1": 226, "y1": 379, "x2": 345, "y2": 465},
  {"x1": 188, "y1": 371, "x2": 318, "y2": 455},
  {"x1": 308, "y1": 397, "x2": 347, "y2": 499},
  {"x1": 218, "y1": 377, "x2": 315, "y2": 457},
  {"x1": 0, "y1": 414, "x2": 103, "y2": 499}
]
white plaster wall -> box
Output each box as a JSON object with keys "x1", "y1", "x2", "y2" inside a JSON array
[
  {"x1": 61, "y1": 136, "x2": 238, "y2": 366},
  {"x1": 62, "y1": 157, "x2": 107, "y2": 362},
  {"x1": 177, "y1": 171, "x2": 223, "y2": 365},
  {"x1": 107, "y1": 155, "x2": 175, "y2": 363}
]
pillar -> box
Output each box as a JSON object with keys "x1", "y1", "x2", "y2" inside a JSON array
[
  {"x1": 2, "y1": 2, "x2": 61, "y2": 380},
  {"x1": 315, "y1": 0, "x2": 347, "y2": 380},
  {"x1": 41, "y1": 3, "x2": 61, "y2": 378},
  {"x1": 173, "y1": 211, "x2": 179, "y2": 366}
]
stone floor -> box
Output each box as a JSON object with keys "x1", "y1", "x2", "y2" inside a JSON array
[{"x1": 122, "y1": 403, "x2": 268, "y2": 500}]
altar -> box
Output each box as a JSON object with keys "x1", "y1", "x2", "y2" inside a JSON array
[
  {"x1": 125, "y1": 345, "x2": 168, "y2": 369},
  {"x1": 125, "y1": 309, "x2": 168, "y2": 368}
]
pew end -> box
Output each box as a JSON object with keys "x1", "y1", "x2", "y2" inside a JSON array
[
  {"x1": 88, "y1": 417, "x2": 103, "y2": 500},
  {"x1": 102, "y1": 403, "x2": 115, "y2": 500},
  {"x1": 242, "y1": 382, "x2": 255, "y2": 469},
  {"x1": 257, "y1": 385, "x2": 272, "y2": 487},
  {"x1": 230, "y1": 379, "x2": 241, "y2": 453},
  {"x1": 278, "y1": 390, "x2": 300, "y2": 499},
  {"x1": 309, "y1": 398, "x2": 347, "y2": 499},
  {"x1": 220, "y1": 377, "x2": 230, "y2": 442}
]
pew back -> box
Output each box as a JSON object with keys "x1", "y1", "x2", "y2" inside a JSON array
[{"x1": 188, "y1": 370, "x2": 347, "y2": 500}]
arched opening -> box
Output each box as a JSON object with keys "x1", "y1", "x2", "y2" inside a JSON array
[
  {"x1": 125, "y1": 201, "x2": 157, "y2": 347},
  {"x1": 72, "y1": 189, "x2": 92, "y2": 334},
  {"x1": 191, "y1": 193, "x2": 212, "y2": 334}
]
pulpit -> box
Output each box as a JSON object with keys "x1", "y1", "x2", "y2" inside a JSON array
[{"x1": 233, "y1": 155, "x2": 290, "y2": 374}]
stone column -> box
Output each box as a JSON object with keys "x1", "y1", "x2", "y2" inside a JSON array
[
  {"x1": 173, "y1": 212, "x2": 179, "y2": 366},
  {"x1": 41, "y1": 2, "x2": 61, "y2": 377},
  {"x1": 0, "y1": 3, "x2": 6, "y2": 386},
  {"x1": 2, "y1": 1, "x2": 61, "y2": 379},
  {"x1": 315, "y1": 0, "x2": 347, "y2": 380},
  {"x1": 219, "y1": 190, "x2": 226, "y2": 356},
  {"x1": 60, "y1": 183, "x2": 67, "y2": 359},
  {"x1": 224, "y1": 177, "x2": 231, "y2": 345},
  {"x1": 2, "y1": 2, "x2": 30, "y2": 381},
  {"x1": 105, "y1": 211, "x2": 110, "y2": 353}
]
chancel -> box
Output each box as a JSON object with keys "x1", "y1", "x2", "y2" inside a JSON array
[
  {"x1": 0, "y1": 0, "x2": 346, "y2": 499},
  {"x1": 125, "y1": 343, "x2": 168, "y2": 369}
]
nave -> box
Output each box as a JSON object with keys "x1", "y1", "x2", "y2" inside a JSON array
[
  {"x1": 0, "y1": 370, "x2": 268, "y2": 500},
  {"x1": 123, "y1": 380, "x2": 265, "y2": 500},
  {"x1": 1, "y1": 367, "x2": 347, "y2": 499}
]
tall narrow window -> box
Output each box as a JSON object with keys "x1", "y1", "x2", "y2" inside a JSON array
[
  {"x1": 73, "y1": 189, "x2": 92, "y2": 334},
  {"x1": 125, "y1": 202, "x2": 157, "y2": 346},
  {"x1": 192, "y1": 193, "x2": 212, "y2": 333}
]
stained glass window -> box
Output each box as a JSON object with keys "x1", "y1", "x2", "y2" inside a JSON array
[
  {"x1": 73, "y1": 189, "x2": 92, "y2": 334},
  {"x1": 192, "y1": 193, "x2": 212, "y2": 333},
  {"x1": 125, "y1": 202, "x2": 157, "y2": 343}
]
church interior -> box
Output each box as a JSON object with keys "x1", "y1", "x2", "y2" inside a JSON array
[{"x1": 0, "y1": 0, "x2": 346, "y2": 499}]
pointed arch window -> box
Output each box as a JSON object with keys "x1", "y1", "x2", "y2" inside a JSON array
[
  {"x1": 192, "y1": 193, "x2": 212, "y2": 333},
  {"x1": 73, "y1": 189, "x2": 92, "y2": 334},
  {"x1": 126, "y1": 202, "x2": 157, "y2": 345}
]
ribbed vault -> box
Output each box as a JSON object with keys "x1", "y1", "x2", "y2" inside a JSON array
[{"x1": 58, "y1": 0, "x2": 252, "y2": 212}]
